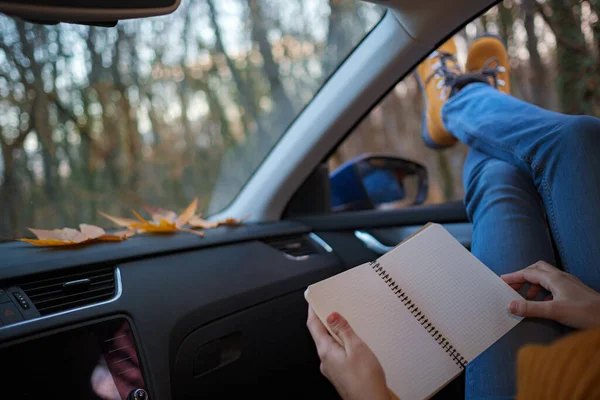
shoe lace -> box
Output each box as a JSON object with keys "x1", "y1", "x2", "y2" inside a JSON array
[
  {"x1": 471, "y1": 57, "x2": 507, "y2": 88},
  {"x1": 425, "y1": 51, "x2": 461, "y2": 100}
]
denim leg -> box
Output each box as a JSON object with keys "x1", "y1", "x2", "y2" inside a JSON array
[
  {"x1": 443, "y1": 83, "x2": 600, "y2": 291},
  {"x1": 462, "y1": 150, "x2": 565, "y2": 400}
]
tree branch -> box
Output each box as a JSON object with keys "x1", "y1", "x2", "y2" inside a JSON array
[
  {"x1": 47, "y1": 91, "x2": 92, "y2": 140},
  {"x1": 535, "y1": 2, "x2": 589, "y2": 54}
]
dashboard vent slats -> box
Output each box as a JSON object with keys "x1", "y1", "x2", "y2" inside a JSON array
[
  {"x1": 19, "y1": 266, "x2": 116, "y2": 316},
  {"x1": 264, "y1": 235, "x2": 319, "y2": 258}
]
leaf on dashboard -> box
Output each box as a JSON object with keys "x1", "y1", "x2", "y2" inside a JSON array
[
  {"x1": 19, "y1": 224, "x2": 128, "y2": 247},
  {"x1": 99, "y1": 198, "x2": 245, "y2": 238},
  {"x1": 98, "y1": 212, "x2": 140, "y2": 228},
  {"x1": 142, "y1": 205, "x2": 178, "y2": 224},
  {"x1": 175, "y1": 197, "x2": 198, "y2": 228},
  {"x1": 100, "y1": 197, "x2": 205, "y2": 237},
  {"x1": 188, "y1": 216, "x2": 245, "y2": 229}
]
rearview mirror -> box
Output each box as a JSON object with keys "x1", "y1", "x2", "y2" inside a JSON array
[
  {"x1": 330, "y1": 155, "x2": 428, "y2": 212},
  {"x1": 0, "y1": 0, "x2": 180, "y2": 25}
]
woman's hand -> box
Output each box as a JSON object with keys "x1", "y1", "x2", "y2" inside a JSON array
[
  {"x1": 306, "y1": 306, "x2": 391, "y2": 400},
  {"x1": 502, "y1": 261, "x2": 600, "y2": 329}
]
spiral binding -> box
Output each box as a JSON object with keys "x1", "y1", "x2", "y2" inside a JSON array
[{"x1": 369, "y1": 261, "x2": 468, "y2": 369}]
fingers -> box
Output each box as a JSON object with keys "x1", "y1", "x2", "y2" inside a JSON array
[
  {"x1": 528, "y1": 260, "x2": 558, "y2": 273},
  {"x1": 307, "y1": 306, "x2": 336, "y2": 355},
  {"x1": 502, "y1": 271, "x2": 527, "y2": 285},
  {"x1": 502, "y1": 261, "x2": 559, "y2": 284},
  {"x1": 326, "y1": 312, "x2": 359, "y2": 350},
  {"x1": 502, "y1": 264, "x2": 559, "y2": 293},
  {"x1": 521, "y1": 268, "x2": 558, "y2": 292},
  {"x1": 526, "y1": 284, "x2": 542, "y2": 299},
  {"x1": 508, "y1": 282, "x2": 524, "y2": 292},
  {"x1": 509, "y1": 299, "x2": 554, "y2": 319}
]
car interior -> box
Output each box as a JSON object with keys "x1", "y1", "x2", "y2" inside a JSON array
[{"x1": 0, "y1": 0, "x2": 548, "y2": 399}]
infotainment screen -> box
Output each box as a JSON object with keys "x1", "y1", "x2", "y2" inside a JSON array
[{"x1": 0, "y1": 317, "x2": 148, "y2": 400}]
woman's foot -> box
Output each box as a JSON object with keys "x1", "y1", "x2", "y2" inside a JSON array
[
  {"x1": 466, "y1": 34, "x2": 511, "y2": 95},
  {"x1": 416, "y1": 38, "x2": 462, "y2": 149}
]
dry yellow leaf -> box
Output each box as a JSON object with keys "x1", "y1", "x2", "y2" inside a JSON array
[
  {"x1": 19, "y1": 224, "x2": 128, "y2": 247},
  {"x1": 179, "y1": 228, "x2": 205, "y2": 237},
  {"x1": 113, "y1": 229, "x2": 137, "y2": 238},
  {"x1": 99, "y1": 198, "x2": 243, "y2": 238},
  {"x1": 131, "y1": 211, "x2": 178, "y2": 233},
  {"x1": 142, "y1": 206, "x2": 177, "y2": 224},
  {"x1": 188, "y1": 216, "x2": 244, "y2": 229},
  {"x1": 175, "y1": 198, "x2": 198, "y2": 228},
  {"x1": 188, "y1": 218, "x2": 219, "y2": 229},
  {"x1": 100, "y1": 197, "x2": 204, "y2": 237},
  {"x1": 98, "y1": 211, "x2": 140, "y2": 228}
]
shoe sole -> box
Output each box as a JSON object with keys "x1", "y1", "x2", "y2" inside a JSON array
[
  {"x1": 467, "y1": 33, "x2": 508, "y2": 70},
  {"x1": 415, "y1": 72, "x2": 453, "y2": 150},
  {"x1": 468, "y1": 33, "x2": 510, "y2": 94}
]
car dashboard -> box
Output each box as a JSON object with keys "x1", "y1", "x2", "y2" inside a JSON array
[
  {"x1": 0, "y1": 211, "x2": 471, "y2": 400},
  {"x1": 0, "y1": 221, "x2": 345, "y2": 400}
]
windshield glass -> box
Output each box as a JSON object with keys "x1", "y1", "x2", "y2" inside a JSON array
[{"x1": 0, "y1": 0, "x2": 384, "y2": 238}]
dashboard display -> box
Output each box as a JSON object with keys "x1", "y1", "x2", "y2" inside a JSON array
[{"x1": 0, "y1": 318, "x2": 147, "y2": 400}]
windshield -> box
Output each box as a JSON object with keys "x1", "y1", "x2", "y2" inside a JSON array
[{"x1": 0, "y1": 0, "x2": 384, "y2": 238}]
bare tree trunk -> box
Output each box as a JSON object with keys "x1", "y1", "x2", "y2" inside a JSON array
[
  {"x1": 545, "y1": 0, "x2": 595, "y2": 114},
  {"x1": 115, "y1": 26, "x2": 142, "y2": 193},
  {"x1": 523, "y1": 0, "x2": 548, "y2": 107},
  {"x1": 179, "y1": 5, "x2": 197, "y2": 159},
  {"x1": 0, "y1": 123, "x2": 29, "y2": 236},
  {"x1": 497, "y1": 2, "x2": 514, "y2": 46},
  {"x1": 248, "y1": 0, "x2": 295, "y2": 133},
  {"x1": 436, "y1": 151, "x2": 455, "y2": 201},
  {"x1": 206, "y1": 0, "x2": 266, "y2": 137}
]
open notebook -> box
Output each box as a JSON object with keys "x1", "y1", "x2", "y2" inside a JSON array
[{"x1": 305, "y1": 223, "x2": 523, "y2": 400}]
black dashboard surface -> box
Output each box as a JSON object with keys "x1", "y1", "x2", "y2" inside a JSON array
[
  {"x1": 0, "y1": 221, "x2": 309, "y2": 280},
  {"x1": 0, "y1": 221, "x2": 346, "y2": 400}
]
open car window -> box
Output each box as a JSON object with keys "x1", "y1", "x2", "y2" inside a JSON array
[{"x1": 326, "y1": 0, "x2": 599, "y2": 213}]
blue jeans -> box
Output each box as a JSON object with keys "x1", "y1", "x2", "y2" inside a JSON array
[{"x1": 442, "y1": 83, "x2": 600, "y2": 399}]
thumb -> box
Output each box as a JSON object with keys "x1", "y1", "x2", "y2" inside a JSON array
[
  {"x1": 326, "y1": 312, "x2": 357, "y2": 349},
  {"x1": 509, "y1": 299, "x2": 554, "y2": 319}
]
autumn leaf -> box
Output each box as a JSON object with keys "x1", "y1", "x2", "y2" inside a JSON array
[
  {"x1": 100, "y1": 197, "x2": 203, "y2": 236},
  {"x1": 142, "y1": 206, "x2": 177, "y2": 224},
  {"x1": 131, "y1": 210, "x2": 178, "y2": 232},
  {"x1": 188, "y1": 216, "x2": 245, "y2": 229},
  {"x1": 19, "y1": 224, "x2": 128, "y2": 247},
  {"x1": 98, "y1": 212, "x2": 140, "y2": 228},
  {"x1": 99, "y1": 198, "x2": 244, "y2": 238},
  {"x1": 175, "y1": 197, "x2": 198, "y2": 228}
]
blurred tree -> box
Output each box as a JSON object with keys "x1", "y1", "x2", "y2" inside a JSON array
[
  {"x1": 539, "y1": 0, "x2": 596, "y2": 114},
  {"x1": 523, "y1": 0, "x2": 548, "y2": 107}
]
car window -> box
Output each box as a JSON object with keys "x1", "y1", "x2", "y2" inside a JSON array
[
  {"x1": 327, "y1": 0, "x2": 598, "y2": 211},
  {"x1": 0, "y1": 0, "x2": 385, "y2": 238}
]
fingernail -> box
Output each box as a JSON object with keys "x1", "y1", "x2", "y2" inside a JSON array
[
  {"x1": 326, "y1": 312, "x2": 340, "y2": 325},
  {"x1": 509, "y1": 301, "x2": 519, "y2": 314}
]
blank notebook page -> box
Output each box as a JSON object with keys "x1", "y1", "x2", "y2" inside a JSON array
[
  {"x1": 380, "y1": 223, "x2": 523, "y2": 362},
  {"x1": 306, "y1": 264, "x2": 462, "y2": 400}
]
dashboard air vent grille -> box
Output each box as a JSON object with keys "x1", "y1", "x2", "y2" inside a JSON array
[{"x1": 18, "y1": 266, "x2": 116, "y2": 316}]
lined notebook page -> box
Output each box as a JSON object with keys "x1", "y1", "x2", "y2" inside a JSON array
[
  {"x1": 380, "y1": 224, "x2": 523, "y2": 362},
  {"x1": 306, "y1": 264, "x2": 462, "y2": 400}
]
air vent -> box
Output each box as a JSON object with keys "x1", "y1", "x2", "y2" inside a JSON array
[
  {"x1": 18, "y1": 266, "x2": 116, "y2": 316},
  {"x1": 264, "y1": 235, "x2": 320, "y2": 258}
]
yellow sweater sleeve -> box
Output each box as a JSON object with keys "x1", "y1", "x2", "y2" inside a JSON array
[{"x1": 516, "y1": 327, "x2": 600, "y2": 400}]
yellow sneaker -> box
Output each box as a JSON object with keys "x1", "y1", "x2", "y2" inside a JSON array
[
  {"x1": 466, "y1": 34, "x2": 511, "y2": 95},
  {"x1": 416, "y1": 38, "x2": 462, "y2": 148}
]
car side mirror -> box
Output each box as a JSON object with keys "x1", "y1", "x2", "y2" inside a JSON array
[{"x1": 330, "y1": 155, "x2": 428, "y2": 212}]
